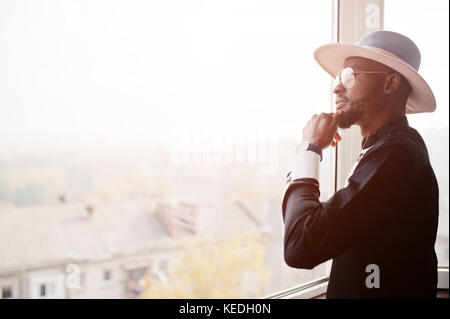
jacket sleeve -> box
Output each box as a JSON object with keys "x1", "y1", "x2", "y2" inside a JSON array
[{"x1": 282, "y1": 143, "x2": 414, "y2": 269}]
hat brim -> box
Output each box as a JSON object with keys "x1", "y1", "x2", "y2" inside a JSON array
[{"x1": 314, "y1": 43, "x2": 436, "y2": 114}]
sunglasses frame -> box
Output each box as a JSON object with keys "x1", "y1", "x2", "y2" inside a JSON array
[{"x1": 335, "y1": 67, "x2": 392, "y2": 89}]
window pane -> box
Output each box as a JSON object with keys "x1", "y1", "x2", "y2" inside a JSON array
[
  {"x1": 2, "y1": 286, "x2": 12, "y2": 299},
  {"x1": 0, "y1": 0, "x2": 333, "y2": 298},
  {"x1": 103, "y1": 270, "x2": 111, "y2": 281},
  {"x1": 385, "y1": 0, "x2": 449, "y2": 266},
  {"x1": 80, "y1": 273, "x2": 86, "y2": 288},
  {"x1": 40, "y1": 284, "x2": 46, "y2": 297}
]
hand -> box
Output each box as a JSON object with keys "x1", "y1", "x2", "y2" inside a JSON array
[{"x1": 302, "y1": 110, "x2": 344, "y2": 150}]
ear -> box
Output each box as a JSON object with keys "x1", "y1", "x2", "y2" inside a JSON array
[{"x1": 384, "y1": 73, "x2": 401, "y2": 94}]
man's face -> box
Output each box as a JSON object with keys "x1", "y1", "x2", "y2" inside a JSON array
[{"x1": 333, "y1": 57, "x2": 392, "y2": 128}]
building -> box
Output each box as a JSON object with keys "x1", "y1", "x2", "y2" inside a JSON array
[{"x1": 0, "y1": 192, "x2": 283, "y2": 299}]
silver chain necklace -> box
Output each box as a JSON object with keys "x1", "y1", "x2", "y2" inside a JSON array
[{"x1": 356, "y1": 137, "x2": 370, "y2": 162}]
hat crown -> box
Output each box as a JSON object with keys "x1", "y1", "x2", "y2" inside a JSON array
[{"x1": 357, "y1": 30, "x2": 421, "y2": 71}]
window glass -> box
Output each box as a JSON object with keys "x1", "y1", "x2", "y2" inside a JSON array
[
  {"x1": 40, "y1": 284, "x2": 46, "y2": 297},
  {"x1": 385, "y1": 0, "x2": 449, "y2": 266},
  {"x1": 2, "y1": 286, "x2": 12, "y2": 299},
  {"x1": 0, "y1": 0, "x2": 333, "y2": 298},
  {"x1": 103, "y1": 270, "x2": 111, "y2": 281},
  {"x1": 80, "y1": 273, "x2": 86, "y2": 288}
]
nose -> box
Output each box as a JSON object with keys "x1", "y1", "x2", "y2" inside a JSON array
[{"x1": 333, "y1": 78, "x2": 345, "y2": 95}]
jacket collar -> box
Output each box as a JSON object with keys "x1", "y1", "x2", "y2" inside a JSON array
[{"x1": 361, "y1": 115, "x2": 409, "y2": 149}]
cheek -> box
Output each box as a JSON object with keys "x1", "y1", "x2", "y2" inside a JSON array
[
  {"x1": 346, "y1": 88, "x2": 364, "y2": 108},
  {"x1": 348, "y1": 83, "x2": 378, "y2": 107}
]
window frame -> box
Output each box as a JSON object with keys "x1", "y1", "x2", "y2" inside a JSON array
[
  {"x1": 437, "y1": 267, "x2": 449, "y2": 289},
  {"x1": 263, "y1": 276, "x2": 328, "y2": 299},
  {"x1": 266, "y1": 267, "x2": 448, "y2": 299}
]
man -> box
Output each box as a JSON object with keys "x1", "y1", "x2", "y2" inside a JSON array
[{"x1": 282, "y1": 30, "x2": 439, "y2": 298}]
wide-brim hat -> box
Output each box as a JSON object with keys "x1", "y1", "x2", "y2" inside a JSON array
[{"x1": 314, "y1": 30, "x2": 436, "y2": 114}]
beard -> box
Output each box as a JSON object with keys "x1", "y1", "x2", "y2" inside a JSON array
[{"x1": 337, "y1": 106, "x2": 360, "y2": 129}]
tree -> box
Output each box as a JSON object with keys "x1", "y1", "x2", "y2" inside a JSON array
[{"x1": 139, "y1": 229, "x2": 270, "y2": 299}]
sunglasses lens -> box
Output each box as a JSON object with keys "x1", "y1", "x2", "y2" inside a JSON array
[{"x1": 341, "y1": 67, "x2": 354, "y2": 89}]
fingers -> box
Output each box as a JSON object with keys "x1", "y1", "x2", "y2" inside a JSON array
[
  {"x1": 331, "y1": 113, "x2": 342, "y2": 147},
  {"x1": 334, "y1": 132, "x2": 342, "y2": 141},
  {"x1": 331, "y1": 109, "x2": 344, "y2": 126},
  {"x1": 331, "y1": 131, "x2": 342, "y2": 147},
  {"x1": 307, "y1": 112, "x2": 343, "y2": 148}
]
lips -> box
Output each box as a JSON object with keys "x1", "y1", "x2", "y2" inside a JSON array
[{"x1": 336, "y1": 101, "x2": 346, "y2": 110}]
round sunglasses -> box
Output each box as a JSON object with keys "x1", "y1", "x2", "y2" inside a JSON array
[{"x1": 335, "y1": 67, "x2": 392, "y2": 89}]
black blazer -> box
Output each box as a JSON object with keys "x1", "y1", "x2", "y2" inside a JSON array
[{"x1": 282, "y1": 116, "x2": 439, "y2": 298}]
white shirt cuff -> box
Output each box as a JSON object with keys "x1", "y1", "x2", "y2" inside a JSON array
[{"x1": 290, "y1": 147, "x2": 321, "y2": 182}]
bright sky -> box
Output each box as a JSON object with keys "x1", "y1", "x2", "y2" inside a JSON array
[
  {"x1": 0, "y1": 0, "x2": 332, "y2": 154},
  {"x1": 0, "y1": 1, "x2": 447, "y2": 155}
]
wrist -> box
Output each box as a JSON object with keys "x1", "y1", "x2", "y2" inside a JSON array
[
  {"x1": 290, "y1": 141, "x2": 321, "y2": 182},
  {"x1": 307, "y1": 142, "x2": 323, "y2": 162}
]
